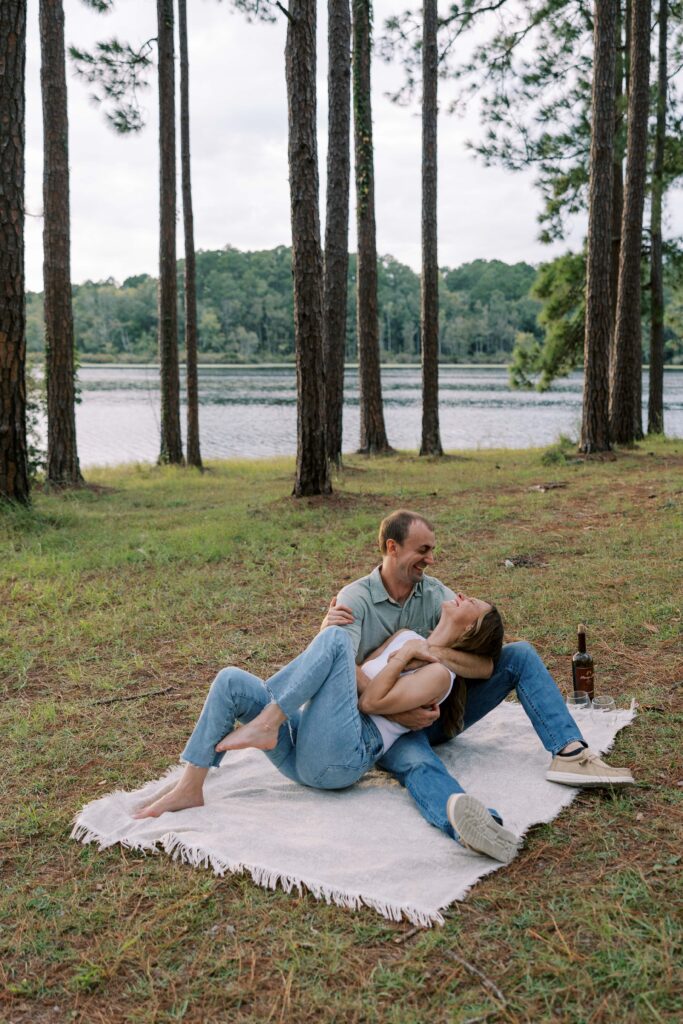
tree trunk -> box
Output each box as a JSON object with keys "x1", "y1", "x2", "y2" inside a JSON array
[
  {"x1": 419, "y1": 0, "x2": 442, "y2": 457},
  {"x1": 323, "y1": 0, "x2": 351, "y2": 468},
  {"x1": 352, "y1": 0, "x2": 392, "y2": 454},
  {"x1": 178, "y1": 0, "x2": 202, "y2": 467},
  {"x1": 157, "y1": 0, "x2": 183, "y2": 464},
  {"x1": 40, "y1": 0, "x2": 82, "y2": 488},
  {"x1": 580, "y1": 0, "x2": 617, "y2": 453},
  {"x1": 287, "y1": 0, "x2": 332, "y2": 496},
  {"x1": 609, "y1": 1, "x2": 624, "y2": 357},
  {"x1": 0, "y1": 0, "x2": 30, "y2": 504},
  {"x1": 610, "y1": 0, "x2": 650, "y2": 444},
  {"x1": 648, "y1": 0, "x2": 667, "y2": 435}
]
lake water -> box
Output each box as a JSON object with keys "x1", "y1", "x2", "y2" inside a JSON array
[{"x1": 67, "y1": 364, "x2": 683, "y2": 467}]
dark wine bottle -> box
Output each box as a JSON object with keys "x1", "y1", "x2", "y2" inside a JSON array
[{"x1": 572, "y1": 624, "x2": 594, "y2": 700}]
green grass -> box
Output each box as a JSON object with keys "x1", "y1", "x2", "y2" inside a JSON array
[{"x1": 2, "y1": 438, "x2": 682, "y2": 1022}]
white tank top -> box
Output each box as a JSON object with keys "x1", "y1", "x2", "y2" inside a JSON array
[{"x1": 361, "y1": 630, "x2": 454, "y2": 753}]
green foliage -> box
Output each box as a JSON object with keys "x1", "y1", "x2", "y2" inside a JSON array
[
  {"x1": 509, "y1": 251, "x2": 586, "y2": 390},
  {"x1": 80, "y1": 1, "x2": 116, "y2": 11},
  {"x1": 381, "y1": 1, "x2": 683, "y2": 244},
  {"x1": 25, "y1": 362, "x2": 46, "y2": 481},
  {"x1": 540, "y1": 433, "x2": 576, "y2": 465},
  {"x1": 26, "y1": 247, "x2": 544, "y2": 364},
  {"x1": 69, "y1": 37, "x2": 154, "y2": 133},
  {"x1": 510, "y1": 244, "x2": 683, "y2": 387}
]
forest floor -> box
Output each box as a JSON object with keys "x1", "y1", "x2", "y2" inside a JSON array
[{"x1": 1, "y1": 437, "x2": 682, "y2": 1024}]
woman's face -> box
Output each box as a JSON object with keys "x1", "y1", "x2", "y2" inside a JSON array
[{"x1": 444, "y1": 594, "x2": 492, "y2": 637}]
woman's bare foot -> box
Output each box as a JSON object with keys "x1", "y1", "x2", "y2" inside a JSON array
[
  {"x1": 133, "y1": 783, "x2": 204, "y2": 819},
  {"x1": 216, "y1": 703, "x2": 286, "y2": 752},
  {"x1": 132, "y1": 764, "x2": 208, "y2": 819}
]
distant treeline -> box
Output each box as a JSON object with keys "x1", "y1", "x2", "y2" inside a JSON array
[{"x1": 26, "y1": 247, "x2": 544, "y2": 363}]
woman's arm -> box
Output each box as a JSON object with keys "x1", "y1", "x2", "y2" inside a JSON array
[
  {"x1": 358, "y1": 660, "x2": 451, "y2": 715},
  {"x1": 355, "y1": 629, "x2": 416, "y2": 697},
  {"x1": 357, "y1": 638, "x2": 449, "y2": 714}
]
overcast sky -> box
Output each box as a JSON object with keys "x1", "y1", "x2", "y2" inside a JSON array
[{"x1": 23, "y1": 0, "x2": 681, "y2": 292}]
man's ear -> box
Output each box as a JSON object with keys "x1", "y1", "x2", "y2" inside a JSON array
[{"x1": 385, "y1": 538, "x2": 398, "y2": 557}]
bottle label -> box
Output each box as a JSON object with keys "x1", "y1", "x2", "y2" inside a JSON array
[{"x1": 574, "y1": 666, "x2": 594, "y2": 697}]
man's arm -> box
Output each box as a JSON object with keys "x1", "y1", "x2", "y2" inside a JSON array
[
  {"x1": 429, "y1": 645, "x2": 493, "y2": 680},
  {"x1": 319, "y1": 593, "x2": 364, "y2": 661}
]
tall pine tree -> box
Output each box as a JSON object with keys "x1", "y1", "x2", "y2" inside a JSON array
[
  {"x1": 40, "y1": 0, "x2": 83, "y2": 487},
  {"x1": 648, "y1": 0, "x2": 667, "y2": 435},
  {"x1": 353, "y1": 0, "x2": 392, "y2": 454},
  {"x1": 179, "y1": 0, "x2": 202, "y2": 467},
  {"x1": 610, "y1": 0, "x2": 650, "y2": 444},
  {"x1": 287, "y1": 0, "x2": 332, "y2": 495},
  {"x1": 156, "y1": 0, "x2": 183, "y2": 464},
  {"x1": 323, "y1": 0, "x2": 351, "y2": 468},
  {"x1": 419, "y1": 0, "x2": 442, "y2": 456},
  {"x1": 0, "y1": 0, "x2": 30, "y2": 504},
  {"x1": 580, "y1": 0, "x2": 617, "y2": 453}
]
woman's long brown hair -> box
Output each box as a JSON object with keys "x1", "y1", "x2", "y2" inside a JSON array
[{"x1": 439, "y1": 605, "x2": 504, "y2": 738}]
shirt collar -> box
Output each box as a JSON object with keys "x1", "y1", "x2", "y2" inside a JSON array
[{"x1": 369, "y1": 565, "x2": 423, "y2": 605}]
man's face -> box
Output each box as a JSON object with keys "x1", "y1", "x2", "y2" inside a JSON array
[{"x1": 389, "y1": 520, "x2": 436, "y2": 587}]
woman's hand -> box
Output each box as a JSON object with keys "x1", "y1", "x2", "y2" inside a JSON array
[{"x1": 388, "y1": 638, "x2": 438, "y2": 666}]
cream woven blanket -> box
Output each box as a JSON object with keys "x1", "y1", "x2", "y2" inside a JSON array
[{"x1": 72, "y1": 702, "x2": 635, "y2": 926}]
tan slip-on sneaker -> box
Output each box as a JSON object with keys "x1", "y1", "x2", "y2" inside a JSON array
[
  {"x1": 546, "y1": 747, "x2": 635, "y2": 786},
  {"x1": 446, "y1": 793, "x2": 520, "y2": 864}
]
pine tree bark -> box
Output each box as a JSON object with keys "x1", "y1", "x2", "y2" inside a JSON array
[
  {"x1": 648, "y1": 0, "x2": 667, "y2": 435},
  {"x1": 40, "y1": 0, "x2": 82, "y2": 488},
  {"x1": 178, "y1": 0, "x2": 202, "y2": 467},
  {"x1": 157, "y1": 0, "x2": 183, "y2": 464},
  {"x1": 323, "y1": 0, "x2": 351, "y2": 468},
  {"x1": 610, "y1": 0, "x2": 650, "y2": 444},
  {"x1": 580, "y1": 0, "x2": 617, "y2": 453},
  {"x1": 287, "y1": 0, "x2": 332, "y2": 496},
  {"x1": 419, "y1": 0, "x2": 442, "y2": 457},
  {"x1": 0, "y1": 0, "x2": 30, "y2": 504},
  {"x1": 609, "y1": 2, "x2": 624, "y2": 353},
  {"x1": 352, "y1": 0, "x2": 392, "y2": 454}
]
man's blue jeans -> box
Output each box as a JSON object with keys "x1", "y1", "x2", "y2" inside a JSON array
[
  {"x1": 181, "y1": 627, "x2": 383, "y2": 789},
  {"x1": 378, "y1": 641, "x2": 586, "y2": 839}
]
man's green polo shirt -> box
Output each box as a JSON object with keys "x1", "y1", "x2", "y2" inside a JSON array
[{"x1": 337, "y1": 566, "x2": 455, "y2": 663}]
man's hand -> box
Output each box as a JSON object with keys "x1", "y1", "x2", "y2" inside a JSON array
[
  {"x1": 320, "y1": 596, "x2": 355, "y2": 632},
  {"x1": 385, "y1": 704, "x2": 440, "y2": 730}
]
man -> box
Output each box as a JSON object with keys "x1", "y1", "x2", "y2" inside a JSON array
[{"x1": 321, "y1": 508, "x2": 634, "y2": 863}]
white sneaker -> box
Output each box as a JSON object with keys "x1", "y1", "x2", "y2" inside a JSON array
[{"x1": 446, "y1": 794, "x2": 520, "y2": 864}]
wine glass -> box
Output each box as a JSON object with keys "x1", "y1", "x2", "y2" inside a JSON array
[
  {"x1": 567, "y1": 691, "x2": 591, "y2": 713},
  {"x1": 592, "y1": 695, "x2": 616, "y2": 715}
]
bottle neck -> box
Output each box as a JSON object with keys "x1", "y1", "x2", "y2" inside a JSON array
[{"x1": 577, "y1": 631, "x2": 586, "y2": 653}]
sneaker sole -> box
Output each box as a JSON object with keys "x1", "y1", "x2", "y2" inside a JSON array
[
  {"x1": 546, "y1": 770, "x2": 635, "y2": 786},
  {"x1": 446, "y1": 794, "x2": 520, "y2": 864}
]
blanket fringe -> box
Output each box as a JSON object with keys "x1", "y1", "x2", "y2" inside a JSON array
[{"x1": 70, "y1": 818, "x2": 442, "y2": 927}]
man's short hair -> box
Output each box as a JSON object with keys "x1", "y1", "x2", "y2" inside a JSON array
[{"x1": 378, "y1": 509, "x2": 435, "y2": 554}]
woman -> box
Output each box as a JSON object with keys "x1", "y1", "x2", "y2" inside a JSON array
[{"x1": 133, "y1": 595, "x2": 504, "y2": 828}]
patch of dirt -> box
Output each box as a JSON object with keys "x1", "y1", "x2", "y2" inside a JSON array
[{"x1": 502, "y1": 553, "x2": 549, "y2": 568}]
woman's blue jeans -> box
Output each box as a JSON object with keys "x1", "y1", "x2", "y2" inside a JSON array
[
  {"x1": 378, "y1": 641, "x2": 586, "y2": 839},
  {"x1": 181, "y1": 627, "x2": 383, "y2": 789},
  {"x1": 182, "y1": 633, "x2": 584, "y2": 842}
]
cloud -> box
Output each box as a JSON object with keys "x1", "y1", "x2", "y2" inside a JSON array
[{"x1": 22, "y1": 0, "x2": 674, "y2": 292}]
